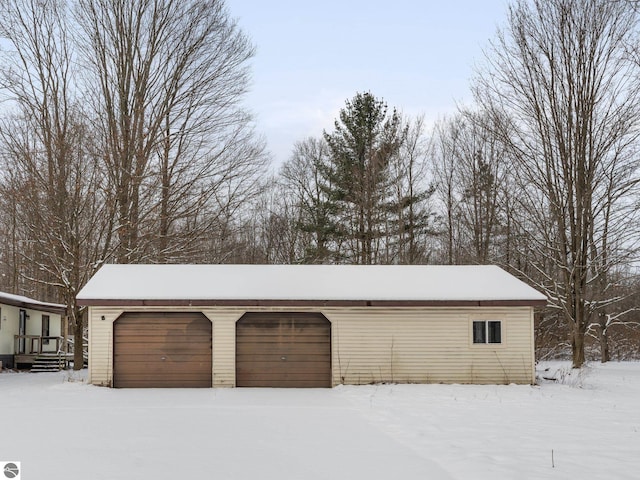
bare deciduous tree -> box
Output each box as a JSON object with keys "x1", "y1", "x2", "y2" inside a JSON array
[
  {"x1": 432, "y1": 111, "x2": 512, "y2": 265},
  {"x1": 0, "y1": 0, "x2": 113, "y2": 368},
  {"x1": 475, "y1": 0, "x2": 640, "y2": 367},
  {"x1": 281, "y1": 137, "x2": 337, "y2": 263},
  {"x1": 76, "y1": 0, "x2": 266, "y2": 263},
  {"x1": 388, "y1": 114, "x2": 435, "y2": 264}
]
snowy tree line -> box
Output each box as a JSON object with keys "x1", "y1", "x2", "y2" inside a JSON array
[{"x1": 0, "y1": 0, "x2": 639, "y2": 368}]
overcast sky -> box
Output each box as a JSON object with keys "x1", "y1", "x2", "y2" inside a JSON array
[{"x1": 225, "y1": 0, "x2": 510, "y2": 167}]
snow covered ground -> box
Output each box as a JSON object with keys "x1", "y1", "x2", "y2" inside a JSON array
[{"x1": 1, "y1": 362, "x2": 639, "y2": 480}]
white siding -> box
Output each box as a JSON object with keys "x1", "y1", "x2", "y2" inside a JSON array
[
  {"x1": 0, "y1": 304, "x2": 20, "y2": 354},
  {"x1": 202, "y1": 310, "x2": 243, "y2": 387},
  {"x1": 87, "y1": 307, "x2": 123, "y2": 386},
  {"x1": 88, "y1": 305, "x2": 535, "y2": 387},
  {"x1": 326, "y1": 307, "x2": 534, "y2": 385},
  {"x1": 0, "y1": 303, "x2": 62, "y2": 355}
]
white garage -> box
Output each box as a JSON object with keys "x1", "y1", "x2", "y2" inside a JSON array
[{"x1": 77, "y1": 264, "x2": 546, "y2": 387}]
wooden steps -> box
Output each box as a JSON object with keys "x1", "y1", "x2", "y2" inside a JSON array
[{"x1": 30, "y1": 354, "x2": 69, "y2": 373}]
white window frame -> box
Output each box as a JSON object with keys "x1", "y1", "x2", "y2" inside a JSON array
[{"x1": 470, "y1": 316, "x2": 506, "y2": 348}]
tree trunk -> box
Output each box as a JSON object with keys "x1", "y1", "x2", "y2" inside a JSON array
[
  {"x1": 571, "y1": 327, "x2": 586, "y2": 368},
  {"x1": 598, "y1": 314, "x2": 611, "y2": 363},
  {"x1": 72, "y1": 306, "x2": 85, "y2": 371}
]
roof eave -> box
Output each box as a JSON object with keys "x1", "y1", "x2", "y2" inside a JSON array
[
  {"x1": 0, "y1": 296, "x2": 67, "y2": 315},
  {"x1": 76, "y1": 298, "x2": 547, "y2": 308}
]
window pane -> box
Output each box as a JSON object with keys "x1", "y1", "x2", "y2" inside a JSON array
[
  {"x1": 488, "y1": 321, "x2": 502, "y2": 343},
  {"x1": 473, "y1": 321, "x2": 486, "y2": 343},
  {"x1": 42, "y1": 315, "x2": 50, "y2": 345},
  {"x1": 42, "y1": 315, "x2": 50, "y2": 337}
]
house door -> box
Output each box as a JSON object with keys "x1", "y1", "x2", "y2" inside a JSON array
[{"x1": 18, "y1": 309, "x2": 26, "y2": 354}]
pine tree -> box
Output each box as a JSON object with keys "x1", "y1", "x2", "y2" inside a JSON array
[{"x1": 322, "y1": 92, "x2": 405, "y2": 264}]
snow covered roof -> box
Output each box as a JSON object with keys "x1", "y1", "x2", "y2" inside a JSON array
[
  {"x1": 0, "y1": 291, "x2": 66, "y2": 314},
  {"x1": 76, "y1": 264, "x2": 546, "y2": 307}
]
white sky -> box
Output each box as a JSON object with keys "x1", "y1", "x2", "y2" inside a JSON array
[{"x1": 225, "y1": 0, "x2": 510, "y2": 167}]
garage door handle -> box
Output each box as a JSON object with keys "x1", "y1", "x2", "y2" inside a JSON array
[{"x1": 281, "y1": 356, "x2": 287, "y2": 361}]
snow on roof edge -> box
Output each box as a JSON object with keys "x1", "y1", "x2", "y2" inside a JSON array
[
  {"x1": 0, "y1": 291, "x2": 66, "y2": 312},
  {"x1": 77, "y1": 264, "x2": 547, "y2": 304}
]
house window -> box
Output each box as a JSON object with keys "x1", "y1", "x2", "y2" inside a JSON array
[
  {"x1": 18, "y1": 309, "x2": 27, "y2": 354},
  {"x1": 473, "y1": 320, "x2": 502, "y2": 344},
  {"x1": 42, "y1": 315, "x2": 50, "y2": 345}
]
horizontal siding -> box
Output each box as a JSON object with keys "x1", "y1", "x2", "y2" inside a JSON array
[
  {"x1": 88, "y1": 307, "x2": 123, "y2": 386},
  {"x1": 88, "y1": 305, "x2": 534, "y2": 387},
  {"x1": 327, "y1": 307, "x2": 533, "y2": 385},
  {"x1": 202, "y1": 310, "x2": 243, "y2": 387}
]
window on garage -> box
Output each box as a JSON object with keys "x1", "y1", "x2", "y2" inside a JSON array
[{"x1": 473, "y1": 320, "x2": 502, "y2": 344}]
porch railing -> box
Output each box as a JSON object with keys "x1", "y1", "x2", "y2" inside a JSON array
[{"x1": 14, "y1": 335, "x2": 63, "y2": 355}]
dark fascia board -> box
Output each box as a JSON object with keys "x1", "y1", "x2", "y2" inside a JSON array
[
  {"x1": 76, "y1": 298, "x2": 548, "y2": 308},
  {"x1": 0, "y1": 295, "x2": 66, "y2": 315}
]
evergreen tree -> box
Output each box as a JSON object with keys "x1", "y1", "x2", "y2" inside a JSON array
[{"x1": 322, "y1": 92, "x2": 405, "y2": 264}]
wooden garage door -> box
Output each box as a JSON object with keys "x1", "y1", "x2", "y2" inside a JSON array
[
  {"x1": 236, "y1": 312, "x2": 331, "y2": 387},
  {"x1": 113, "y1": 312, "x2": 212, "y2": 388}
]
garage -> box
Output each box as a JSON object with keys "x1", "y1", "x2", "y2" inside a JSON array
[
  {"x1": 113, "y1": 312, "x2": 212, "y2": 388},
  {"x1": 236, "y1": 312, "x2": 331, "y2": 387},
  {"x1": 80, "y1": 264, "x2": 547, "y2": 387}
]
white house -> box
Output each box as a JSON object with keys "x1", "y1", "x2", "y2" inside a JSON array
[
  {"x1": 0, "y1": 291, "x2": 66, "y2": 369},
  {"x1": 77, "y1": 264, "x2": 547, "y2": 388}
]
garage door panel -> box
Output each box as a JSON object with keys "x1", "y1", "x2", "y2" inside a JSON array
[
  {"x1": 237, "y1": 324, "x2": 329, "y2": 333},
  {"x1": 236, "y1": 333, "x2": 330, "y2": 341},
  {"x1": 116, "y1": 379, "x2": 212, "y2": 385},
  {"x1": 115, "y1": 377, "x2": 211, "y2": 388},
  {"x1": 236, "y1": 336, "x2": 330, "y2": 344},
  {"x1": 114, "y1": 335, "x2": 211, "y2": 345},
  {"x1": 236, "y1": 312, "x2": 331, "y2": 388},
  {"x1": 236, "y1": 353, "x2": 331, "y2": 363},
  {"x1": 114, "y1": 321, "x2": 206, "y2": 330},
  {"x1": 113, "y1": 312, "x2": 212, "y2": 388},
  {"x1": 115, "y1": 375, "x2": 212, "y2": 388},
  {"x1": 115, "y1": 363, "x2": 211, "y2": 376},
  {"x1": 116, "y1": 373, "x2": 213, "y2": 380},
  {"x1": 238, "y1": 315, "x2": 327, "y2": 324},
  {"x1": 114, "y1": 344, "x2": 211, "y2": 355},
  {"x1": 236, "y1": 365, "x2": 330, "y2": 376},
  {"x1": 115, "y1": 317, "x2": 209, "y2": 327},
  {"x1": 238, "y1": 372, "x2": 332, "y2": 381},
  {"x1": 112, "y1": 327, "x2": 207, "y2": 339},
  {"x1": 114, "y1": 326, "x2": 212, "y2": 336},
  {"x1": 237, "y1": 377, "x2": 331, "y2": 388},
  {"x1": 236, "y1": 343, "x2": 330, "y2": 356},
  {"x1": 114, "y1": 353, "x2": 212, "y2": 365},
  {"x1": 115, "y1": 329, "x2": 212, "y2": 339},
  {"x1": 236, "y1": 357, "x2": 330, "y2": 368}
]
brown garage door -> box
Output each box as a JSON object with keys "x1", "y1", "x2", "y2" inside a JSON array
[
  {"x1": 113, "y1": 312, "x2": 212, "y2": 388},
  {"x1": 236, "y1": 312, "x2": 331, "y2": 388}
]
